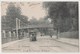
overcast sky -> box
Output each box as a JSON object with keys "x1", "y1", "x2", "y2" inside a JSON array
[{"x1": 1, "y1": 2, "x2": 47, "y2": 20}]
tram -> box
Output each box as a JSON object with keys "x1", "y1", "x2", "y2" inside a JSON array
[{"x1": 29, "y1": 29, "x2": 37, "y2": 41}]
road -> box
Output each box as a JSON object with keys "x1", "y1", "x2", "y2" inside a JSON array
[{"x1": 2, "y1": 36, "x2": 79, "y2": 52}]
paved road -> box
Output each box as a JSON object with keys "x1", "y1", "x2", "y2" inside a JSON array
[{"x1": 2, "y1": 36, "x2": 79, "y2": 52}]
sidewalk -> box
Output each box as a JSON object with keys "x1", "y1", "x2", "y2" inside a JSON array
[
  {"x1": 2, "y1": 39, "x2": 23, "y2": 48},
  {"x1": 52, "y1": 36, "x2": 79, "y2": 47}
]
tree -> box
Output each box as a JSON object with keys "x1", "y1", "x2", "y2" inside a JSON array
[
  {"x1": 6, "y1": 3, "x2": 21, "y2": 18},
  {"x1": 5, "y1": 3, "x2": 21, "y2": 29},
  {"x1": 67, "y1": 2, "x2": 78, "y2": 31},
  {"x1": 43, "y1": 2, "x2": 78, "y2": 39},
  {"x1": 5, "y1": 2, "x2": 28, "y2": 30},
  {"x1": 29, "y1": 17, "x2": 38, "y2": 25}
]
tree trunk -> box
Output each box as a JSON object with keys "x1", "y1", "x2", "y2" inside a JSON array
[{"x1": 56, "y1": 28, "x2": 59, "y2": 39}]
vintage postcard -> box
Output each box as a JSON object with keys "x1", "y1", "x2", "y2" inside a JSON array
[{"x1": 1, "y1": 1, "x2": 79, "y2": 53}]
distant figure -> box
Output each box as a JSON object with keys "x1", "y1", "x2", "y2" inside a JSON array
[
  {"x1": 49, "y1": 31, "x2": 53, "y2": 38},
  {"x1": 41, "y1": 34, "x2": 43, "y2": 36},
  {"x1": 40, "y1": 32, "x2": 43, "y2": 36},
  {"x1": 50, "y1": 34, "x2": 52, "y2": 38}
]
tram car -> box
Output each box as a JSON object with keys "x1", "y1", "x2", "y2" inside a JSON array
[{"x1": 29, "y1": 29, "x2": 37, "y2": 41}]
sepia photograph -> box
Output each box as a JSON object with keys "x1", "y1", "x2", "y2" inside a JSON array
[{"x1": 1, "y1": 1, "x2": 79, "y2": 52}]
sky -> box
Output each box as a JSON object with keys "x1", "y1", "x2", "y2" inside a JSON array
[{"x1": 1, "y1": 2, "x2": 47, "y2": 20}]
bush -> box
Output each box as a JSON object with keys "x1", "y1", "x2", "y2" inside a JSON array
[{"x1": 59, "y1": 31, "x2": 79, "y2": 39}]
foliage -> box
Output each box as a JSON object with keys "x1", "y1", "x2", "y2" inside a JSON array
[
  {"x1": 29, "y1": 17, "x2": 50, "y2": 25},
  {"x1": 43, "y1": 2, "x2": 78, "y2": 32},
  {"x1": 4, "y1": 3, "x2": 28, "y2": 30}
]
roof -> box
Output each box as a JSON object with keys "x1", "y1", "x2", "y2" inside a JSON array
[
  {"x1": 21, "y1": 24, "x2": 53, "y2": 29},
  {"x1": 12, "y1": 24, "x2": 53, "y2": 30}
]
